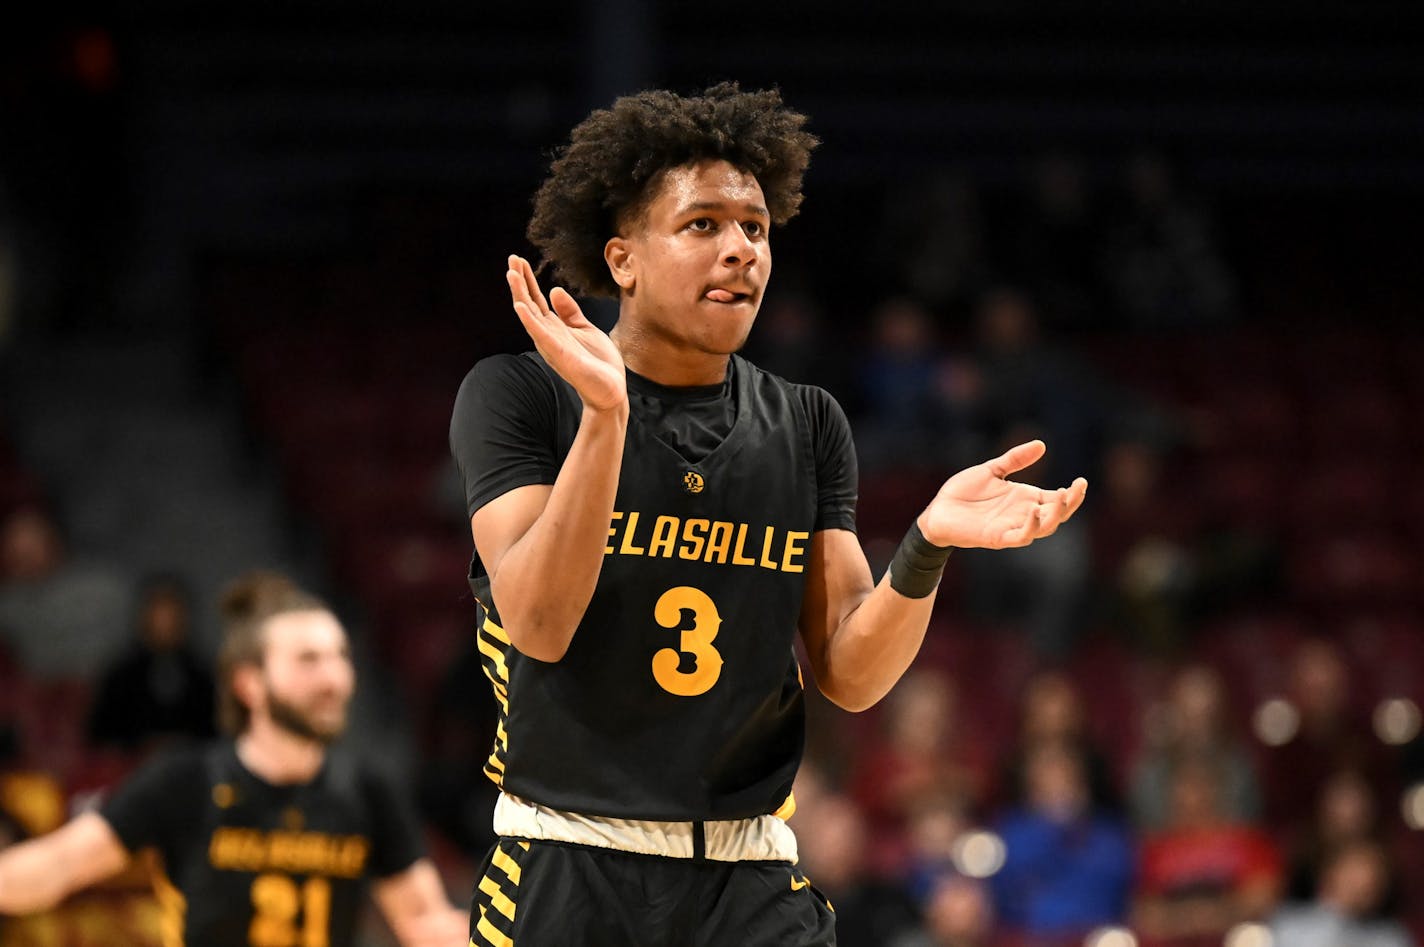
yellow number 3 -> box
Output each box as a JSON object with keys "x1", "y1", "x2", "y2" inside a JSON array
[{"x1": 651, "y1": 586, "x2": 723, "y2": 696}]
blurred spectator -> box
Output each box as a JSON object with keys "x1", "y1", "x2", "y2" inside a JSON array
[
  {"x1": 855, "y1": 297, "x2": 972, "y2": 472},
  {"x1": 1133, "y1": 758, "x2": 1281, "y2": 943},
  {"x1": 878, "y1": 166, "x2": 989, "y2": 313},
  {"x1": 1100, "y1": 150, "x2": 1236, "y2": 331},
  {"x1": 1285, "y1": 769, "x2": 1393, "y2": 904},
  {"x1": 988, "y1": 740, "x2": 1134, "y2": 939},
  {"x1": 795, "y1": 793, "x2": 921, "y2": 947},
  {"x1": 1092, "y1": 433, "x2": 1200, "y2": 656},
  {"x1": 86, "y1": 574, "x2": 215, "y2": 752},
  {"x1": 1271, "y1": 841, "x2": 1415, "y2": 947},
  {"x1": 1261, "y1": 640, "x2": 1395, "y2": 838},
  {"x1": 900, "y1": 792, "x2": 974, "y2": 905},
  {"x1": 418, "y1": 638, "x2": 501, "y2": 859},
  {"x1": 994, "y1": 670, "x2": 1120, "y2": 813},
  {"x1": 1007, "y1": 152, "x2": 1109, "y2": 333},
  {"x1": 1131, "y1": 665, "x2": 1261, "y2": 831},
  {"x1": 950, "y1": 291, "x2": 1108, "y2": 657},
  {"x1": 0, "y1": 506, "x2": 129, "y2": 677},
  {"x1": 957, "y1": 288, "x2": 1107, "y2": 486},
  {"x1": 891, "y1": 875, "x2": 997, "y2": 947},
  {"x1": 740, "y1": 290, "x2": 848, "y2": 395},
  {"x1": 850, "y1": 669, "x2": 988, "y2": 848}
]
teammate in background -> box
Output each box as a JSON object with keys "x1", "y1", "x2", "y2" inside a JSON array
[
  {"x1": 0, "y1": 571, "x2": 468, "y2": 947},
  {"x1": 450, "y1": 82, "x2": 1088, "y2": 945}
]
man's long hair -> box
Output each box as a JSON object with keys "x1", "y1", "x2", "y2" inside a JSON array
[{"x1": 216, "y1": 571, "x2": 329, "y2": 735}]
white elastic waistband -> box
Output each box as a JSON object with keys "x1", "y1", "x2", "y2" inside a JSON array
[{"x1": 492, "y1": 792, "x2": 799, "y2": 864}]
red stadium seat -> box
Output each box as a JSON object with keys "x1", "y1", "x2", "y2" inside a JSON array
[
  {"x1": 1285, "y1": 458, "x2": 1395, "y2": 537},
  {"x1": 1302, "y1": 388, "x2": 1405, "y2": 460},
  {"x1": 1200, "y1": 455, "x2": 1289, "y2": 533},
  {"x1": 1190, "y1": 382, "x2": 1301, "y2": 458},
  {"x1": 1287, "y1": 534, "x2": 1419, "y2": 609}
]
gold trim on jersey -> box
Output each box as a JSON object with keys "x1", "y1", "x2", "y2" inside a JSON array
[
  {"x1": 471, "y1": 840, "x2": 526, "y2": 947},
  {"x1": 146, "y1": 853, "x2": 186, "y2": 947},
  {"x1": 475, "y1": 608, "x2": 513, "y2": 788}
]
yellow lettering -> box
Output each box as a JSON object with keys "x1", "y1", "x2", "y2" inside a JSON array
[
  {"x1": 208, "y1": 829, "x2": 369, "y2": 877},
  {"x1": 759, "y1": 526, "x2": 779, "y2": 570},
  {"x1": 782, "y1": 531, "x2": 809, "y2": 573},
  {"x1": 731, "y1": 524, "x2": 756, "y2": 566},
  {"x1": 269, "y1": 832, "x2": 297, "y2": 870},
  {"x1": 648, "y1": 516, "x2": 679, "y2": 558},
  {"x1": 619, "y1": 511, "x2": 646, "y2": 555},
  {"x1": 208, "y1": 830, "x2": 232, "y2": 868},
  {"x1": 705, "y1": 521, "x2": 733, "y2": 564},
  {"x1": 679, "y1": 519, "x2": 709, "y2": 560},
  {"x1": 338, "y1": 838, "x2": 370, "y2": 877},
  {"x1": 241, "y1": 833, "x2": 267, "y2": 870},
  {"x1": 605, "y1": 511, "x2": 624, "y2": 555}
]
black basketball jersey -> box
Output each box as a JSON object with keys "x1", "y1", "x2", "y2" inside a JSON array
[
  {"x1": 460, "y1": 353, "x2": 854, "y2": 822},
  {"x1": 100, "y1": 741, "x2": 424, "y2": 947}
]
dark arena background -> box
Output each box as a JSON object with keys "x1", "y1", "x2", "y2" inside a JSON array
[{"x1": 2, "y1": 2, "x2": 1423, "y2": 945}]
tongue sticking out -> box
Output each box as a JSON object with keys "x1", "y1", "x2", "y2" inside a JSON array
[{"x1": 706, "y1": 289, "x2": 738, "y2": 303}]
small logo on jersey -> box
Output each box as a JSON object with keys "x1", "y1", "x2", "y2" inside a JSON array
[
  {"x1": 791, "y1": 874, "x2": 811, "y2": 892},
  {"x1": 283, "y1": 807, "x2": 305, "y2": 831},
  {"x1": 682, "y1": 471, "x2": 705, "y2": 494},
  {"x1": 212, "y1": 783, "x2": 237, "y2": 808}
]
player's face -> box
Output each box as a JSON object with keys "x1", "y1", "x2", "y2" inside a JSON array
[
  {"x1": 256, "y1": 609, "x2": 355, "y2": 744},
  {"x1": 610, "y1": 159, "x2": 771, "y2": 358}
]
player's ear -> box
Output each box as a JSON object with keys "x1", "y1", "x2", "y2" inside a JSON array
[
  {"x1": 605, "y1": 236, "x2": 635, "y2": 292},
  {"x1": 232, "y1": 663, "x2": 264, "y2": 714}
]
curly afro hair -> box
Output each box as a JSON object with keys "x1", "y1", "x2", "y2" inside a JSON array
[{"x1": 527, "y1": 82, "x2": 819, "y2": 299}]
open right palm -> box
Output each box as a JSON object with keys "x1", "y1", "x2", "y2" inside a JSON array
[{"x1": 506, "y1": 254, "x2": 626, "y2": 411}]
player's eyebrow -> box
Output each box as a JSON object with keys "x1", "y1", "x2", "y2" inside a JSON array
[{"x1": 680, "y1": 200, "x2": 770, "y2": 219}]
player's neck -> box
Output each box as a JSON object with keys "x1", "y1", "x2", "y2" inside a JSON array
[
  {"x1": 236, "y1": 724, "x2": 327, "y2": 785},
  {"x1": 610, "y1": 322, "x2": 731, "y2": 388}
]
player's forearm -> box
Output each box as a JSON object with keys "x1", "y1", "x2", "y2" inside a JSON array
[
  {"x1": 0, "y1": 837, "x2": 77, "y2": 914},
  {"x1": 375, "y1": 859, "x2": 470, "y2": 947},
  {"x1": 815, "y1": 575, "x2": 937, "y2": 712},
  {"x1": 492, "y1": 403, "x2": 628, "y2": 662}
]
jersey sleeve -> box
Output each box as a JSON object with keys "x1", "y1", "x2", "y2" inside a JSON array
[
  {"x1": 798, "y1": 386, "x2": 859, "y2": 533},
  {"x1": 449, "y1": 353, "x2": 560, "y2": 518},
  {"x1": 360, "y1": 766, "x2": 427, "y2": 879},
  {"x1": 98, "y1": 749, "x2": 206, "y2": 858}
]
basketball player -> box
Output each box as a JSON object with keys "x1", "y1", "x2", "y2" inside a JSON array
[
  {"x1": 0, "y1": 572, "x2": 468, "y2": 946},
  {"x1": 449, "y1": 83, "x2": 1088, "y2": 945}
]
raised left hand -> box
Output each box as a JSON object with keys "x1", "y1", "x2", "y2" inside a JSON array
[{"x1": 918, "y1": 440, "x2": 1087, "y2": 550}]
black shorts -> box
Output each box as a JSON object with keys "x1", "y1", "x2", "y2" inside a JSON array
[{"x1": 469, "y1": 837, "x2": 837, "y2": 947}]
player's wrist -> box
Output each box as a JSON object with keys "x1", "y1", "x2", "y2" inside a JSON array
[
  {"x1": 580, "y1": 396, "x2": 630, "y2": 423},
  {"x1": 888, "y1": 520, "x2": 952, "y2": 599}
]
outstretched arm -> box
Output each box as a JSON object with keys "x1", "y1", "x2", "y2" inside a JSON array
[
  {"x1": 800, "y1": 440, "x2": 1086, "y2": 711},
  {"x1": 0, "y1": 812, "x2": 130, "y2": 915},
  {"x1": 471, "y1": 255, "x2": 629, "y2": 663},
  {"x1": 371, "y1": 858, "x2": 469, "y2": 947}
]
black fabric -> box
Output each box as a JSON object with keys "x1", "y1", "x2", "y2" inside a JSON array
[
  {"x1": 450, "y1": 352, "x2": 858, "y2": 533},
  {"x1": 100, "y1": 741, "x2": 425, "y2": 946},
  {"x1": 469, "y1": 838, "x2": 836, "y2": 947},
  {"x1": 625, "y1": 365, "x2": 736, "y2": 464},
  {"x1": 451, "y1": 352, "x2": 859, "y2": 821},
  {"x1": 87, "y1": 645, "x2": 216, "y2": 749}
]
